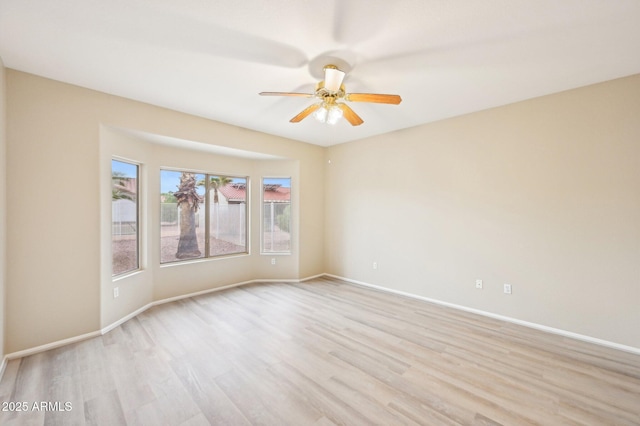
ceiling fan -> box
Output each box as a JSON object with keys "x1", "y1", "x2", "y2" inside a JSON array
[{"x1": 259, "y1": 65, "x2": 402, "y2": 126}]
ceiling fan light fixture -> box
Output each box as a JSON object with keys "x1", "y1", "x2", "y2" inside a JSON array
[
  {"x1": 324, "y1": 65, "x2": 345, "y2": 92},
  {"x1": 259, "y1": 64, "x2": 401, "y2": 126},
  {"x1": 327, "y1": 104, "x2": 344, "y2": 125},
  {"x1": 313, "y1": 105, "x2": 328, "y2": 123},
  {"x1": 313, "y1": 103, "x2": 343, "y2": 125}
]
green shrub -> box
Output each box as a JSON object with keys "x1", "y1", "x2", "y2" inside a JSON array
[{"x1": 276, "y1": 204, "x2": 291, "y2": 233}]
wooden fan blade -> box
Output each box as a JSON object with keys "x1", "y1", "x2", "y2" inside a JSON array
[
  {"x1": 346, "y1": 93, "x2": 402, "y2": 104},
  {"x1": 290, "y1": 103, "x2": 321, "y2": 123},
  {"x1": 338, "y1": 103, "x2": 364, "y2": 126},
  {"x1": 259, "y1": 92, "x2": 314, "y2": 98}
]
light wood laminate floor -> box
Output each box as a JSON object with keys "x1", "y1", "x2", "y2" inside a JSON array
[{"x1": 1, "y1": 277, "x2": 639, "y2": 425}]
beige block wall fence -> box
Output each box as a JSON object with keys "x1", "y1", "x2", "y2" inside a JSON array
[{"x1": 1, "y1": 65, "x2": 639, "y2": 368}]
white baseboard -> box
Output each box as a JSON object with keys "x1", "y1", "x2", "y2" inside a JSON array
[
  {"x1": 1, "y1": 273, "x2": 325, "y2": 376},
  {"x1": 3, "y1": 271, "x2": 637, "y2": 386},
  {"x1": 148, "y1": 274, "x2": 325, "y2": 307},
  {"x1": 150, "y1": 280, "x2": 254, "y2": 307},
  {"x1": 299, "y1": 273, "x2": 326, "y2": 281},
  {"x1": 101, "y1": 303, "x2": 154, "y2": 335},
  {"x1": 4, "y1": 330, "x2": 102, "y2": 361},
  {"x1": 0, "y1": 356, "x2": 7, "y2": 382},
  {"x1": 325, "y1": 273, "x2": 640, "y2": 356}
]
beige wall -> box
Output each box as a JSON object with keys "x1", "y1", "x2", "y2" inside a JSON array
[
  {"x1": 4, "y1": 67, "x2": 639, "y2": 355},
  {"x1": 6, "y1": 70, "x2": 324, "y2": 353},
  {"x1": 0, "y1": 57, "x2": 6, "y2": 359},
  {"x1": 100, "y1": 128, "x2": 301, "y2": 327},
  {"x1": 326, "y1": 74, "x2": 640, "y2": 348}
]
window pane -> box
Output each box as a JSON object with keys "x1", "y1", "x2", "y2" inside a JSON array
[
  {"x1": 112, "y1": 160, "x2": 139, "y2": 275},
  {"x1": 160, "y1": 170, "x2": 205, "y2": 263},
  {"x1": 262, "y1": 177, "x2": 291, "y2": 253},
  {"x1": 209, "y1": 176, "x2": 247, "y2": 256}
]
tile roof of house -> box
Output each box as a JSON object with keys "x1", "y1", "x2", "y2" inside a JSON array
[
  {"x1": 264, "y1": 186, "x2": 290, "y2": 202},
  {"x1": 218, "y1": 184, "x2": 290, "y2": 203},
  {"x1": 218, "y1": 184, "x2": 246, "y2": 202},
  {"x1": 114, "y1": 177, "x2": 137, "y2": 194}
]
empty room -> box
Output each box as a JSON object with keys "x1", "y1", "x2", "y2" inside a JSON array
[{"x1": 0, "y1": 1, "x2": 639, "y2": 425}]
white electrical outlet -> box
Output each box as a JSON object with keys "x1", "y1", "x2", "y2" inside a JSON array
[
  {"x1": 476, "y1": 279, "x2": 483, "y2": 289},
  {"x1": 113, "y1": 287, "x2": 119, "y2": 298},
  {"x1": 271, "y1": 258, "x2": 276, "y2": 265},
  {"x1": 504, "y1": 284, "x2": 512, "y2": 294},
  {"x1": 373, "y1": 262, "x2": 378, "y2": 270}
]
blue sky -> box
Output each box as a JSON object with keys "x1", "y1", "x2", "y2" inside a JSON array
[
  {"x1": 112, "y1": 159, "x2": 137, "y2": 177},
  {"x1": 263, "y1": 177, "x2": 291, "y2": 188},
  {"x1": 160, "y1": 173, "x2": 290, "y2": 194},
  {"x1": 160, "y1": 170, "x2": 207, "y2": 194},
  {"x1": 113, "y1": 161, "x2": 290, "y2": 193}
]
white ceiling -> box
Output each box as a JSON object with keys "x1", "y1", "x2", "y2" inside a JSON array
[{"x1": 1, "y1": 0, "x2": 639, "y2": 147}]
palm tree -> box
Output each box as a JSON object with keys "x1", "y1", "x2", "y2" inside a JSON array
[
  {"x1": 174, "y1": 173, "x2": 203, "y2": 259},
  {"x1": 112, "y1": 171, "x2": 135, "y2": 201},
  {"x1": 198, "y1": 176, "x2": 232, "y2": 239},
  {"x1": 198, "y1": 176, "x2": 233, "y2": 203}
]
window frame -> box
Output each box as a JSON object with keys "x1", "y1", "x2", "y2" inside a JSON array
[
  {"x1": 111, "y1": 158, "x2": 141, "y2": 277},
  {"x1": 261, "y1": 176, "x2": 292, "y2": 255},
  {"x1": 160, "y1": 168, "x2": 249, "y2": 264}
]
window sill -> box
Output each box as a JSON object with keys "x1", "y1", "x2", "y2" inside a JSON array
[
  {"x1": 160, "y1": 252, "x2": 250, "y2": 268},
  {"x1": 112, "y1": 269, "x2": 144, "y2": 282}
]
